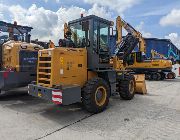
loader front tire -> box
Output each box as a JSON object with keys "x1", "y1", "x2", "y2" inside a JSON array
[
  {"x1": 119, "y1": 75, "x2": 135, "y2": 100},
  {"x1": 82, "y1": 78, "x2": 110, "y2": 113}
]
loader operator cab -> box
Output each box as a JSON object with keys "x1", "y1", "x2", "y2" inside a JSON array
[{"x1": 68, "y1": 15, "x2": 112, "y2": 70}]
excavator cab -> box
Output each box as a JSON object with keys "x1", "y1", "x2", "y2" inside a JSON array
[{"x1": 127, "y1": 52, "x2": 145, "y2": 65}]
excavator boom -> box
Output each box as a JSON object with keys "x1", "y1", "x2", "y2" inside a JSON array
[{"x1": 116, "y1": 16, "x2": 146, "y2": 53}]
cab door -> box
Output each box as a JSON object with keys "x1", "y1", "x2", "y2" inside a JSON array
[{"x1": 93, "y1": 20, "x2": 110, "y2": 64}]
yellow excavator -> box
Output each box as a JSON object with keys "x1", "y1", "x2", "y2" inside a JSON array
[
  {"x1": 150, "y1": 49, "x2": 176, "y2": 79},
  {"x1": 116, "y1": 16, "x2": 175, "y2": 80},
  {"x1": 28, "y1": 15, "x2": 147, "y2": 113},
  {"x1": 0, "y1": 21, "x2": 43, "y2": 94}
]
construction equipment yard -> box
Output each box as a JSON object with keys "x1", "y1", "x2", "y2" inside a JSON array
[
  {"x1": 0, "y1": 1, "x2": 180, "y2": 140},
  {"x1": 0, "y1": 78, "x2": 179, "y2": 140}
]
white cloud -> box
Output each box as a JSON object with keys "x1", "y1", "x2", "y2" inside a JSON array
[
  {"x1": 84, "y1": 0, "x2": 142, "y2": 14},
  {"x1": 0, "y1": 4, "x2": 9, "y2": 21},
  {"x1": 160, "y1": 9, "x2": 180, "y2": 27},
  {"x1": 87, "y1": 4, "x2": 112, "y2": 20},
  {"x1": 165, "y1": 33, "x2": 180, "y2": 49},
  {"x1": 8, "y1": 4, "x2": 58, "y2": 41},
  {"x1": 136, "y1": 21, "x2": 152, "y2": 38},
  {"x1": 0, "y1": 3, "x2": 112, "y2": 44},
  {"x1": 43, "y1": 0, "x2": 59, "y2": 3}
]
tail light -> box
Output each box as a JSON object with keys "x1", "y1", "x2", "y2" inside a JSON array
[
  {"x1": 3, "y1": 71, "x2": 9, "y2": 79},
  {"x1": 3, "y1": 67, "x2": 15, "y2": 79}
]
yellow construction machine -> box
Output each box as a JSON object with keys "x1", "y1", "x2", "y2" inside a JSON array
[
  {"x1": 116, "y1": 16, "x2": 175, "y2": 80},
  {"x1": 150, "y1": 49, "x2": 176, "y2": 79},
  {"x1": 0, "y1": 21, "x2": 43, "y2": 94},
  {"x1": 28, "y1": 15, "x2": 147, "y2": 113}
]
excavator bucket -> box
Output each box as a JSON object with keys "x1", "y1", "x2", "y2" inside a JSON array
[{"x1": 133, "y1": 74, "x2": 147, "y2": 95}]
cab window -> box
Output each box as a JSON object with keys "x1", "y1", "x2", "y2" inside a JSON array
[
  {"x1": 99, "y1": 23, "x2": 109, "y2": 51},
  {"x1": 70, "y1": 20, "x2": 90, "y2": 48}
]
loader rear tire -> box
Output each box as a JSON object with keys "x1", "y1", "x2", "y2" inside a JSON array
[
  {"x1": 119, "y1": 75, "x2": 135, "y2": 100},
  {"x1": 82, "y1": 78, "x2": 110, "y2": 113}
]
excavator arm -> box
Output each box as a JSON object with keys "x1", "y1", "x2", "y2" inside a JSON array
[
  {"x1": 114, "y1": 34, "x2": 139, "y2": 63},
  {"x1": 116, "y1": 16, "x2": 146, "y2": 53}
]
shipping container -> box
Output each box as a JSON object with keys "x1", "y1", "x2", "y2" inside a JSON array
[
  {"x1": 109, "y1": 36, "x2": 180, "y2": 62},
  {"x1": 144, "y1": 38, "x2": 180, "y2": 61}
]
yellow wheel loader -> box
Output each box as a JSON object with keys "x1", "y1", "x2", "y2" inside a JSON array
[
  {"x1": 28, "y1": 15, "x2": 147, "y2": 113},
  {"x1": 0, "y1": 21, "x2": 43, "y2": 94},
  {"x1": 116, "y1": 16, "x2": 175, "y2": 81}
]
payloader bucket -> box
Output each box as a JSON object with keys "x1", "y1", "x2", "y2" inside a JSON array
[{"x1": 133, "y1": 74, "x2": 147, "y2": 95}]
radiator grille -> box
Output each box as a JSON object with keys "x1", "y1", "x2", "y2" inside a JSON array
[{"x1": 38, "y1": 56, "x2": 52, "y2": 87}]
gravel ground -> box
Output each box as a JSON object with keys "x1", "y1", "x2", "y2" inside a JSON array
[{"x1": 0, "y1": 78, "x2": 180, "y2": 140}]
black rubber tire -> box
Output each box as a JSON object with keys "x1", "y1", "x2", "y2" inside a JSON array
[
  {"x1": 156, "y1": 73, "x2": 161, "y2": 81},
  {"x1": 151, "y1": 73, "x2": 161, "y2": 81},
  {"x1": 82, "y1": 78, "x2": 110, "y2": 113},
  {"x1": 145, "y1": 74, "x2": 151, "y2": 80},
  {"x1": 119, "y1": 74, "x2": 135, "y2": 100},
  {"x1": 160, "y1": 72, "x2": 166, "y2": 80},
  {"x1": 167, "y1": 72, "x2": 176, "y2": 79},
  {"x1": 148, "y1": 73, "x2": 153, "y2": 80}
]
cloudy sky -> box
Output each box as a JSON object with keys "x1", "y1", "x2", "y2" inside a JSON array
[{"x1": 0, "y1": 0, "x2": 180, "y2": 48}]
